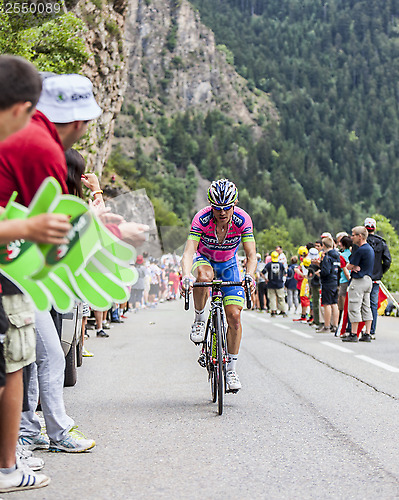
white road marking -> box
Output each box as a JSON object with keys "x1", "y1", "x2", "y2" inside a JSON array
[
  {"x1": 355, "y1": 355, "x2": 399, "y2": 373},
  {"x1": 254, "y1": 317, "x2": 270, "y2": 323},
  {"x1": 251, "y1": 315, "x2": 399, "y2": 373},
  {"x1": 320, "y1": 341, "x2": 353, "y2": 353},
  {"x1": 274, "y1": 324, "x2": 290, "y2": 330},
  {"x1": 291, "y1": 329, "x2": 312, "y2": 339}
]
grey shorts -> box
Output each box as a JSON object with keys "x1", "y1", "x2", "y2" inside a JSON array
[
  {"x1": 3, "y1": 294, "x2": 36, "y2": 374},
  {"x1": 348, "y1": 276, "x2": 373, "y2": 324}
]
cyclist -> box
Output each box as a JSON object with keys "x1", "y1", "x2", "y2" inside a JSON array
[{"x1": 181, "y1": 179, "x2": 256, "y2": 392}]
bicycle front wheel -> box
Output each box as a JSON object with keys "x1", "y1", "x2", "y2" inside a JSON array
[{"x1": 214, "y1": 307, "x2": 224, "y2": 415}]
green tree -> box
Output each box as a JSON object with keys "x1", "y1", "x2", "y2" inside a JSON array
[
  {"x1": 372, "y1": 214, "x2": 399, "y2": 292},
  {"x1": 0, "y1": 8, "x2": 88, "y2": 73}
]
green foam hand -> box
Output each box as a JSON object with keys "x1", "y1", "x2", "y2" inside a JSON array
[
  {"x1": 0, "y1": 193, "x2": 53, "y2": 311},
  {"x1": 0, "y1": 178, "x2": 137, "y2": 312}
]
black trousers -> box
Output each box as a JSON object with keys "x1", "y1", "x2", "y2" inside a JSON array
[{"x1": 258, "y1": 281, "x2": 268, "y2": 310}]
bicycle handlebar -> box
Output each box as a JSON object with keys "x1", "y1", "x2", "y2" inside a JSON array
[
  {"x1": 183, "y1": 278, "x2": 191, "y2": 310},
  {"x1": 183, "y1": 278, "x2": 252, "y2": 310}
]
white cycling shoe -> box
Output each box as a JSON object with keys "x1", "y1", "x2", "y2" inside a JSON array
[
  {"x1": 190, "y1": 321, "x2": 206, "y2": 343},
  {"x1": 226, "y1": 371, "x2": 241, "y2": 392}
]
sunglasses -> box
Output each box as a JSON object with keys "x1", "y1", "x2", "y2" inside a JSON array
[{"x1": 211, "y1": 204, "x2": 233, "y2": 211}]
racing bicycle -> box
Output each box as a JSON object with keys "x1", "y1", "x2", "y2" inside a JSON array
[{"x1": 184, "y1": 277, "x2": 252, "y2": 415}]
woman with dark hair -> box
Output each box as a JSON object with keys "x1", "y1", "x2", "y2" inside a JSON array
[
  {"x1": 64, "y1": 148, "x2": 104, "y2": 201},
  {"x1": 65, "y1": 149, "x2": 107, "y2": 347},
  {"x1": 64, "y1": 148, "x2": 85, "y2": 199}
]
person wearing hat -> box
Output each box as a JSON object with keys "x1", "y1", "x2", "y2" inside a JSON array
[
  {"x1": 364, "y1": 217, "x2": 391, "y2": 339},
  {"x1": 262, "y1": 251, "x2": 287, "y2": 317},
  {"x1": 0, "y1": 62, "x2": 93, "y2": 493},
  {"x1": 0, "y1": 74, "x2": 101, "y2": 467}
]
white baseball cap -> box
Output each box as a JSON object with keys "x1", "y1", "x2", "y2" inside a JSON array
[
  {"x1": 36, "y1": 74, "x2": 102, "y2": 123},
  {"x1": 308, "y1": 248, "x2": 319, "y2": 259},
  {"x1": 320, "y1": 231, "x2": 332, "y2": 239},
  {"x1": 364, "y1": 217, "x2": 376, "y2": 229}
]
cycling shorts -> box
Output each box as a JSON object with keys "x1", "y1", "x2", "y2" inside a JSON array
[{"x1": 192, "y1": 254, "x2": 245, "y2": 308}]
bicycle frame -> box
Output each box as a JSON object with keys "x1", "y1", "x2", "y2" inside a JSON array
[{"x1": 184, "y1": 278, "x2": 252, "y2": 415}]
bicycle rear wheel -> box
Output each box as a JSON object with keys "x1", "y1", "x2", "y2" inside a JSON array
[{"x1": 214, "y1": 307, "x2": 224, "y2": 415}]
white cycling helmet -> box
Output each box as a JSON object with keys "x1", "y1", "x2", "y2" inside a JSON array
[{"x1": 207, "y1": 179, "x2": 238, "y2": 207}]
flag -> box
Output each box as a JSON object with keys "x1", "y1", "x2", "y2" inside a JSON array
[{"x1": 377, "y1": 286, "x2": 388, "y2": 315}]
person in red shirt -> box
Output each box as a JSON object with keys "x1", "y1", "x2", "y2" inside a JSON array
[
  {"x1": 0, "y1": 59, "x2": 75, "y2": 494},
  {"x1": 0, "y1": 75, "x2": 102, "y2": 489}
]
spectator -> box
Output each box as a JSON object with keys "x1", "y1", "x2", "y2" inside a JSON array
[
  {"x1": 286, "y1": 255, "x2": 299, "y2": 313},
  {"x1": 336, "y1": 231, "x2": 348, "y2": 247},
  {"x1": 364, "y1": 217, "x2": 391, "y2": 339},
  {"x1": 0, "y1": 58, "x2": 74, "y2": 493},
  {"x1": 337, "y1": 235, "x2": 352, "y2": 327},
  {"x1": 343, "y1": 226, "x2": 375, "y2": 342},
  {"x1": 0, "y1": 74, "x2": 101, "y2": 457},
  {"x1": 316, "y1": 237, "x2": 340, "y2": 333},
  {"x1": 148, "y1": 259, "x2": 161, "y2": 304},
  {"x1": 167, "y1": 266, "x2": 180, "y2": 301},
  {"x1": 0, "y1": 55, "x2": 42, "y2": 142},
  {"x1": 262, "y1": 251, "x2": 287, "y2": 317},
  {"x1": 293, "y1": 246, "x2": 309, "y2": 321},
  {"x1": 275, "y1": 245, "x2": 288, "y2": 270},
  {"x1": 65, "y1": 148, "x2": 110, "y2": 339},
  {"x1": 307, "y1": 247, "x2": 321, "y2": 327},
  {"x1": 256, "y1": 253, "x2": 267, "y2": 311},
  {"x1": 130, "y1": 255, "x2": 146, "y2": 309}
]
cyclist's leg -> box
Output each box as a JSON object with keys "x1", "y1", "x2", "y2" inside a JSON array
[
  {"x1": 224, "y1": 303, "x2": 243, "y2": 391},
  {"x1": 190, "y1": 256, "x2": 214, "y2": 343},
  {"x1": 214, "y1": 256, "x2": 244, "y2": 390},
  {"x1": 191, "y1": 257, "x2": 214, "y2": 312},
  {"x1": 214, "y1": 256, "x2": 245, "y2": 353},
  {"x1": 224, "y1": 304, "x2": 243, "y2": 355}
]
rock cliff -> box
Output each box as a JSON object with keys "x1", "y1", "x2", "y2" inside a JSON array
[
  {"x1": 72, "y1": 0, "x2": 277, "y2": 173},
  {"x1": 70, "y1": 0, "x2": 129, "y2": 172},
  {"x1": 118, "y1": 0, "x2": 277, "y2": 141}
]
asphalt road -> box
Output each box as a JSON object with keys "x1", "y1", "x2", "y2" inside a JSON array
[{"x1": 7, "y1": 301, "x2": 399, "y2": 500}]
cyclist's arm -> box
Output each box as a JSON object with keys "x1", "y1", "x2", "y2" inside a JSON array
[
  {"x1": 243, "y1": 240, "x2": 257, "y2": 278},
  {"x1": 181, "y1": 238, "x2": 199, "y2": 278}
]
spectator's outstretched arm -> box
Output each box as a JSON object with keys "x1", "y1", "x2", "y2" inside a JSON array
[{"x1": 0, "y1": 213, "x2": 71, "y2": 245}]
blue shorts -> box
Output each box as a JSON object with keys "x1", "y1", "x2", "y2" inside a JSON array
[{"x1": 192, "y1": 254, "x2": 245, "y2": 307}]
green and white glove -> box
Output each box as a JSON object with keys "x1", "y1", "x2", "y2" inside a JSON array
[{"x1": 0, "y1": 178, "x2": 137, "y2": 312}]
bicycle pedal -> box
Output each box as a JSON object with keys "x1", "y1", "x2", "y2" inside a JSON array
[
  {"x1": 197, "y1": 353, "x2": 206, "y2": 368},
  {"x1": 226, "y1": 389, "x2": 239, "y2": 394}
]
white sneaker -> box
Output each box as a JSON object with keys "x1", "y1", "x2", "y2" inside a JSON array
[
  {"x1": 48, "y1": 427, "x2": 95, "y2": 453},
  {"x1": 18, "y1": 434, "x2": 50, "y2": 451},
  {"x1": 226, "y1": 371, "x2": 242, "y2": 392},
  {"x1": 0, "y1": 462, "x2": 50, "y2": 493},
  {"x1": 190, "y1": 321, "x2": 206, "y2": 343},
  {"x1": 16, "y1": 444, "x2": 44, "y2": 471}
]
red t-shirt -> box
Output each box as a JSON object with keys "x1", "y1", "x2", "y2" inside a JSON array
[{"x1": 0, "y1": 110, "x2": 69, "y2": 207}]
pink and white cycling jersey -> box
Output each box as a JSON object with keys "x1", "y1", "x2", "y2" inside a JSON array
[{"x1": 188, "y1": 206, "x2": 255, "y2": 262}]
